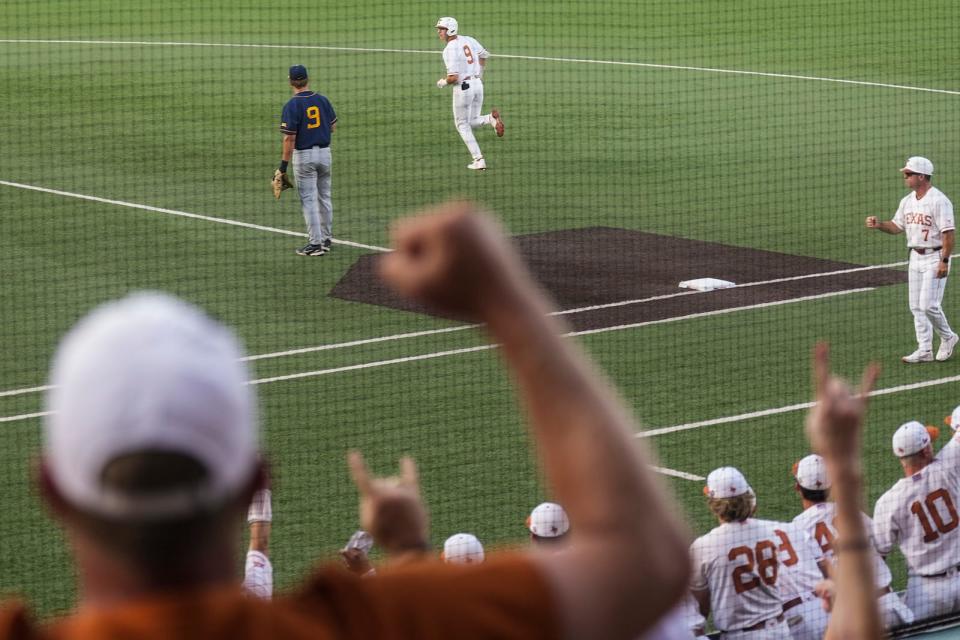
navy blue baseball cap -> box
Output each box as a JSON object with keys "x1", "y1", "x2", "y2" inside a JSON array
[{"x1": 288, "y1": 65, "x2": 308, "y2": 81}]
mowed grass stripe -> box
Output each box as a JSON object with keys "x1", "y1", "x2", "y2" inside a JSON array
[{"x1": 1, "y1": 39, "x2": 958, "y2": 96}]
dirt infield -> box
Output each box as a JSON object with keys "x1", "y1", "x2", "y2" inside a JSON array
[{"x1": 330, "y1": 227, "x2": 907, "y2": 331}]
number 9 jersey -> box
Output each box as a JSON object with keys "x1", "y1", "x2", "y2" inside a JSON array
[
  {"x1": 689, "y1": 518, "x2": 788, "y2": 633},
  {"x1": 442, "y1": 35, "x2": 488, "y2": 81}
]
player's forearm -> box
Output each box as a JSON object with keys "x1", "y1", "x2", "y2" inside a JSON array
[
  {"x1": 874, "y1": 221, "x2": 900, "y2": 234},
  {"x1": 248, "y1": 522, "x2": 270, "y2": 554},
  {"x1": 942, "y1": 231, "x2": 955, "y2": 260},
  {"x1": 281, "y1": 135, "x2": 295, "y2": 164}
]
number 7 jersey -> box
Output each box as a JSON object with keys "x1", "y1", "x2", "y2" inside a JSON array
[
  {"x1": 690, "y1": 518, "x2": 785, "y2": 631},
  {"x1": 874, "y1": 435, "x2": 960, "y2": 576}
]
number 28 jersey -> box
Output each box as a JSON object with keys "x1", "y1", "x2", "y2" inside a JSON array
[
  {"x1": 442, "y1": 35, "x2": 488, "y2": 81},
  {"x1": 690, "y1": 518, "x2": 784, "y2": 631},
  {"x1": 874, "y1": 435, "x2": 960, "y2": 576}
]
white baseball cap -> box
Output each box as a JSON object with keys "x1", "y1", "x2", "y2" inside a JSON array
[
  {"x1": 705, "y1": 467, "x2": 752, "y2": 499},
  {"x1": 901, "y1": 156, "x2": 934, "y2": 176},
  {"x1": 527, "y1": 502, "x2": 570, "y2": 538},
  {"x1": 946, "y1": 405, "x2": 960, "y2": 431},
  {"x1": 442, "y1": 533, "x2": 485, "y2": 564},
  {"x1": 44, "y1": 292, "x2": 258, "y2": 518},
  {"x1": 892, "y1": 420, "x2": 931, "y2": 458},
  {"x1": 794, "y1": 454, "x2": 831, "y2": 491}
]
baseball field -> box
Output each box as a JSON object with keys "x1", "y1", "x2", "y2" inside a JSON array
[{"x1": 1, "y1": 0, "x2": 959, "y2": 620}]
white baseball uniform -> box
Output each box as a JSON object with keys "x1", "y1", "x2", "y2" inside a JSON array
[
  {"x1": 242, "y1": 550, "x2": 273, "y2": 599},
  {"x1": 792, "y1": 502, "x2": 914, "y2": 628},
  {"x1": 441, "y1": 34, "x2": 497, "y2": 163},
  {"x1": 891, "y1": 186, "x2": 956, "y2": 352},
  {"x1": 875, "y1": 433, "x2": 960, "y2": 620},
  {"x1": 689, "y1": 518, "x2": 790, "y2": 637},
  {"x1": 769, "y1": 522, "x2": 828, "y2": 640}
]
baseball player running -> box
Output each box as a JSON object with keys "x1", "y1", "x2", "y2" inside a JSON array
[
  {"x1": 866, "y1": 156, "x2": 957, "y2": 363},
  {"x1": 435, "y1": 17, "x2": 504, "y2": 171},
  {"x1": 689, "y1": 467, "x2": 791, "y2": 638},
  {"x1": 275, "y1": 64, "x2": 337, "y2": 256},
  {"x1": 874, "y1": 420, "x2": 960, "y2": 620},
  {"x1": 791, "y1": 454, "x2": 914, "y2": 630}
]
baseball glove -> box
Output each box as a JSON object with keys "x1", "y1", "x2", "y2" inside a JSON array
[{"x1": 271, "y1": 169, "x2": 293, "y2": 199}]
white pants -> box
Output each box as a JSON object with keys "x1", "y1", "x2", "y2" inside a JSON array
[
  {"x1": 783, "y1": 595, "x2": 828, "y2": 640},
  {"x1": 908, "y1": 250, "x2": 954, "y2": 351},
  {"x1": 878, "y1": 590, "x2": 914, "y2": 629},
  {"x1": 905, "y1": 572, "x2": 960, "y2": 621},
  {"x1": 720, "y1": 620, "x2": 791, "y2": 639},
  {"x1": 452, "y1": 78, "x2": 492, "y2": 161}
]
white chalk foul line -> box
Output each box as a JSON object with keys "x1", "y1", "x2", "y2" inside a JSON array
[
  {"x1": 0, "y1": 285, "x2": 877, "y2": 400},
  {"x1": 637, "y1": 375, "x2": 960, "y2": 439},
  {"x1": 0, "y1": 39, "x2": 957, "y2": 96},
  {"x1": 0, "y1": 285, "x2": 874, "y2": 420},
  {"x1": 652, "y1": 466, "x2": 705, "y2": 482},
  {"x1": 0, "y1": 180, "x2": 391, "y2": 253}
]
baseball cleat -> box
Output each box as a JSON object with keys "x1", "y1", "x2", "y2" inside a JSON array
[
  {"x1": 296, "y1": 243, "x2": 326, "y2": 256},
  {"x1": 323, "y1": 238, "x2": 333, "y2": 251},
  {"x1": 492, "y1": 110, "x2": 504, "y2": 137},
  {"x1": 902, "y1": 349, "x2": 934, "y2": 363},
  {"x1": 937, "y1": 334, "x2": 960, "y2": 361},
  {"x1": 467, "y1": 158, "x2": 487, "y2": 171}
]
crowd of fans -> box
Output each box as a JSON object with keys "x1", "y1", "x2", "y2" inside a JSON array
[{"x1": 1, "y1": 201, "x2": 957, "y2": 639}]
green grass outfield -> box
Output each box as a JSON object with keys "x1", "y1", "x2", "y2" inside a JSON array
[{"x1": 1, "y1": 0, "x2": 959, "y2": 620}]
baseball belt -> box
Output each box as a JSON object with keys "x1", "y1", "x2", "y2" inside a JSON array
[
  {"x1": 735, "y1": 613, "x2": 785, "y2": 632},
  {"x1": 911, "y1": 247, "x2": 943, "y2": 255}
]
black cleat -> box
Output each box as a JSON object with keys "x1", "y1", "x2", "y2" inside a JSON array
[
  {"x1": 323, "y1": 238, "x2": 332, "y2": 251},
  {"x1": 296, "y1": 243, "x2": 326, "y2": 256}
]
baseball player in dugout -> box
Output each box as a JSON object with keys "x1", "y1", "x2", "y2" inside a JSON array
[
  {"x1": 0, "y1": 200, "x2": 693, "y2": 639},
  {"x1": 790, "y1": 454, "x2": 914, "y2": 629},
  {"x1": 274, "y1": 64, "x2": 337, "y2": 256},
  {"x1": 689, "y1": 467, "x2": 792, "y2": 638},
  {"x1": 435, "y1": 17, "x2": 504, "y2": 171},
  {"x1": 866, "y1": 156, "x2": 957, "y2": 363},
  {"x1": 874, "y1": 417, "x2": 960, "y2": 620}
]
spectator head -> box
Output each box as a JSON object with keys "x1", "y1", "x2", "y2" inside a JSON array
[
  {"x1": 441, "y1": 533, "x2": 485, "y2": 565},
  {"x1": 527, "y1": 502, "x2": 570, "y2": 546},
  {"x1": 892, "y1": 421, "x2": 937, "y2": 473},
  {"x1": 704, "y1": 467, "x2": 756, "y2": 523},
  {"x1": 40, "y1": 292, "x2": 264, "y2": 585},
  {"x1": 793, "y1": 454, "x2": 830, "y2": 503}
]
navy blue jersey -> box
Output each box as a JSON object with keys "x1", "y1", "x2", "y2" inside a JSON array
[{"x1": 280, "y1": 91, "x2": 337, "y2": 149}]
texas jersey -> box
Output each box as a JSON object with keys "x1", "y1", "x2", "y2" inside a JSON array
[
  {"x1": 771, "y1": 521, "x2": 825, "y2": 600},
  {"x1": 892, "y1": 186, "x2": 955, "y2": 249},
  {"x1": 442, "y1": 35, "x2": 488, "y2": 81},
  {"x1": 874, "y1": 434, "x2": 960, "y2": 576},
  {"x1": 690, "y1": 518, "x2": 784, "y2": 631},
  {"x1": 793, "y1": 502, "x2": 893, "y2": 588}
]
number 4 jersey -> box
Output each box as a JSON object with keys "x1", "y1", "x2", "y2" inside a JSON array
[
  {"x1": 874, "y1": 434, "x2": 960, "y2": 576},
  {"x1": 690, "y1": 518, "x2": 785, "y2": 631}
]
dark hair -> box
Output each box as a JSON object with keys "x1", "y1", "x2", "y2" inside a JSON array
[
  {"x1": 72, "y1": 451, "x2": 240, "y2": 584},
  {"x1": 799, "y1": 486, "x2": 829, "y2": 503},
  {"x1": 290, "y1": 78, "x2": 308, "y2": 89},
  {"x1": 707, "y1": 494, "x2": 754, "y2": 523}
]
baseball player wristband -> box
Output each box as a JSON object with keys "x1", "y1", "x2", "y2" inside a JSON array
[{"x1": 278, "y1": 160, "x2": 289, "y2": 173}]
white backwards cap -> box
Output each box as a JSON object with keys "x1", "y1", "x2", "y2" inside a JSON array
[{"x1": 43, "y1": 292, "x2": 258, "y2": 518}]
